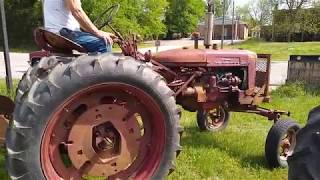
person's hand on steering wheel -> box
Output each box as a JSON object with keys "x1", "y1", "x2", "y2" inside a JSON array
[{"x1": 97, "y1": 31, "x2": 116, "y2": 45}]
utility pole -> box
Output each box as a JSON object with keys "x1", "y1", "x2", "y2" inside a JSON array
[
  {"x1": 42, "y1": 0, "x2": 46, "y2": 25},
  {"x1": 231, "y1": 0, "x2": 235, "y2": 45},
  {"x1": 221, "y1": 0, "x2": 226, "y2": 49},
  {"x1": 271, "y1": 1, "x2": 278, "y2": 42},
  {"x1": 0, "y1": 0, "x2": 13, "y2": 91}
]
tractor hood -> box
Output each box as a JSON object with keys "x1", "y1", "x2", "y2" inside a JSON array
[{"x1": 152, "y1": 48, "x2": 257, "y2": 65}]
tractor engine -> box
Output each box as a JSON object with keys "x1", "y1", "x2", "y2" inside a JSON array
[
  {"x1": 176, "y1": 68, "x2": 247, "y2": 112},
  {"x1": 152, "y1": 48, "x2": 259, "y2": 112},
  {"x1": 210, "y1": 70, "x2": 244, "y2": 89}
]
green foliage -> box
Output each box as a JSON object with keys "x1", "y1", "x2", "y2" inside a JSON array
[
  {"x1": 272, "y1": 82, "x2": 306, "y2": 97},
  {"x1": 297, "y1": 7, "x2": 320, "y2": 34},
  {"x1": 1, "y1": 0, "x2": 43, "y2": 48},
  {"x1": 0, "y1": 79, "x2": 18, "y2": 100},
  {"x1": 273, "y1": 7, "x2": 320, "y2": 41},
  {"x1": 82, "y1": 0, "x2": 143, "y2": 37},
  {"x1": 2, "y1": 0, "x2": 168, "y2": 47},
  {"x1": 215, "y1": 0, "x2": 231, "y2": 17},
  {"x1": 272, "y1": 82, "x2": 320, "y2": 97},
  {"x1": 164, "y1": 0, "x2": 205, "y2": 37},
  {"x1": 70, "y1": 0, "x2": 170, "y2": 39}
]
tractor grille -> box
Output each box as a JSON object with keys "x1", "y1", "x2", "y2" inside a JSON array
[
  {"x1": 255, "y1": 54, "x2": 271, "y2": 96},
  {"x1": 256, "y1": 58, "x2": 268, "y2": 72}
]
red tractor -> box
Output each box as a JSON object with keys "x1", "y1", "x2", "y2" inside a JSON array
[{"x1": 4, "y1": 4, "x2": 300, "y2": 179}]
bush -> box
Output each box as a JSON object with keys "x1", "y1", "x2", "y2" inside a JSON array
[{"x1": 272, "y1": 82, "x2": 306, "y2": 97}]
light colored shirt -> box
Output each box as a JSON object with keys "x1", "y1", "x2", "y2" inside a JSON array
[{"x1": 43, "y1": 0, "x2": 81, "y2": 33}]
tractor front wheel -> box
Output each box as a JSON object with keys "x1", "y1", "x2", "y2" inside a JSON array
[
  {"x1": 6, "y1": 54, "x2": 182, "y2": 179},
  {"x1": 265, "y1": 119, "x2": 300, "y2": 168},
  {"x1": 197, "y1": 106, "x2": 230, "y2": 132}
]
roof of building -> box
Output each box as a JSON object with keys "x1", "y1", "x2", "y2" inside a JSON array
[{"x1": 199, "y1": 17, "x2": 247, "y2": 26}]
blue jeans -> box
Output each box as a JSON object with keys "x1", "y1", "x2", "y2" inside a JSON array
[{"x1": 60, "y1": 28, "x2": 112, "y2": 53}]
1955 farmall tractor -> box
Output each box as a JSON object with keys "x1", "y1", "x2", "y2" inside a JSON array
[{"x1": 3, "y1": 3, "x2": 300, "y2": 180}]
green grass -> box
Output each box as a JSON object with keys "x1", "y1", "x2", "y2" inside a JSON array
[
  {"x1": 169, "y1": 83, "x2": 319, "y2": 180},
  {"x1": 228, "y1": 38, "x2": 320, "y2": 61},
  {"x1": 0, "y1": 82, "x2": 318, "y2": 179}
]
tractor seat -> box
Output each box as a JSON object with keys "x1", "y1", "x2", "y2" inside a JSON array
[{"x1": 34, "y1": 27, "x2": 87, "y2": 53}]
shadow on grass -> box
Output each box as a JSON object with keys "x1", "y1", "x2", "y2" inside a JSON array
[{"x1": 181, "y1": 126, "x2": 269, "y2": 170}]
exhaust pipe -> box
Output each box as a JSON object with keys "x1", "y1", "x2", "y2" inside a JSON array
[{"x1": 204, "y1": 0, "x2": 214, "y2": 49}]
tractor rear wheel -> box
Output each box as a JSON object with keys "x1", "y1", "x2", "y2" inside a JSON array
[
  {"x1": 197, "y1": 106, "x2": 230, "y2": 132},
  {"x1": 265, "y1": 119, "x2": 300, "y2": 168},
  {"x1": 15, "y1": 56, "x2": 60, "y2": 104},
  {"x1": 6, "y1": 54, "x2": 182, "y2": 179}
]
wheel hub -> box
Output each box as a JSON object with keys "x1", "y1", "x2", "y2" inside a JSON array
[
  {"x1": 94, "y1": 124, "x2": 120, "y2": 152},
  {"x1": 41, "y1": 83, "x2": 167, "y2": 179},
  {"x1": 67, "y1": 104, "x2": 141, "y2": 176},
  {"x1": 279, "y1": 129, "x2": 296, "y2": 161},
  {"x1": 208, "y1": 108, "x2": 224, "y2": 128}
]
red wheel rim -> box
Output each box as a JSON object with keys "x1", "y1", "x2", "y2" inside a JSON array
[
  {"x1": 206, "y1": 106, "x2": 225, "y2": 129},
  {"x1": 40, "y1": 83, "x2": 166, "y2": 179},
  {"x1": 279, "y1": 128, "x2": 297, "y2": 162}
]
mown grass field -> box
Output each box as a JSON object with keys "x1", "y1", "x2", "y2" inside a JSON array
[
  {"x1": 0, "y1": 81, "x2": 318, "y2": 179},
  {"x1": 228, "y1": 38, "x2": 320, "y2": 61}
]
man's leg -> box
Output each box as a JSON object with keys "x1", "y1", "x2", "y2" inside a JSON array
[{"x1": 60, "y1": 28, "x2": 112, "y2": 53}]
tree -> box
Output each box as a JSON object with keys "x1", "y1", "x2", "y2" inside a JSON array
[
  {"x1": 82, "y1": 0, "x2": 168, "y2": 39},
  {"x1": 165, "y1": 0, "x2": 205, "y2": 38},
  {"x1": 236, "y1": 0, "x2": 280, "y2": 39},
  {"x1": 236, "y1": 4, "x2": 251, "y2": 22},
  {"x1": 215, "y1": 0, "x2": 231, "y2": 17},
  {"x1": 296, "y1": 7, "x2": 320, "y2": 41},
  {"x1": 138, "y1": 0, "x2": 168, "y2": 39},
  {"x1": 2, "y1": 0, "x2": 168, "y2": 47},
  {"x1": 279, "y1": 0, "x2": 309, "y2": 41},
  {"x1": 2, "y1": 0, "x2": 43, "y2": 47}
]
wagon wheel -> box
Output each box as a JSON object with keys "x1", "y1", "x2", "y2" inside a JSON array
[
  {"x1": 265, "y1": 119, "x2": 300, "y2": 168},
  {"x1": 6, "y1": 54, "x2": 182, "y2": 179},
  {"x1": 197, "y1": 106, "x2": 230, "y2": 132}
]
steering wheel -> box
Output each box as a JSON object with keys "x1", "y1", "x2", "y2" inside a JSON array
[
  {"x1": 93, "y1": 3, "x2": 124, "y2": 41},
  {"x1": 94, "y1": 3, "x2": 120, "y2": 30}
]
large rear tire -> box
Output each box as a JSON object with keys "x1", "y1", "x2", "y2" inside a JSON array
[
  {"x1": 15, "y1": 56, "x2": 60, "y2": 104},
  {"x1": 6, "y1": 54, "x2": 182, "y2": 179}
]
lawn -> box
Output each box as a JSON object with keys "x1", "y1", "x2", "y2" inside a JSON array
[
  {"x1": 228, "y1": 38, "x2": 320, "y2": 61},
  {"x1": 0, "y1": 82, "x2": 317, "y2": 179}
]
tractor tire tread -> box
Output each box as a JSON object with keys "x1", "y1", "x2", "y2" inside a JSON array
[
  {"x1": 265, "y1": 119, "x2": 300, "y2": 168},
  {"x1": 7, "y1": 53, "x2": 181, "y2": 179}
]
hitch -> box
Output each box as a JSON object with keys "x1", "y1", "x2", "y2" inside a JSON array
[
  {"x1": 254, "y1": 107, "x2": 291, "y2": 121},
  {"x1": 233, "y1": 105, "x2": 291, "y2": 122}
]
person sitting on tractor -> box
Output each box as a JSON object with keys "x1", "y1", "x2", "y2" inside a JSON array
[{"x1": 43, "y1": 0, "x2": 115, "y2": 53}]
